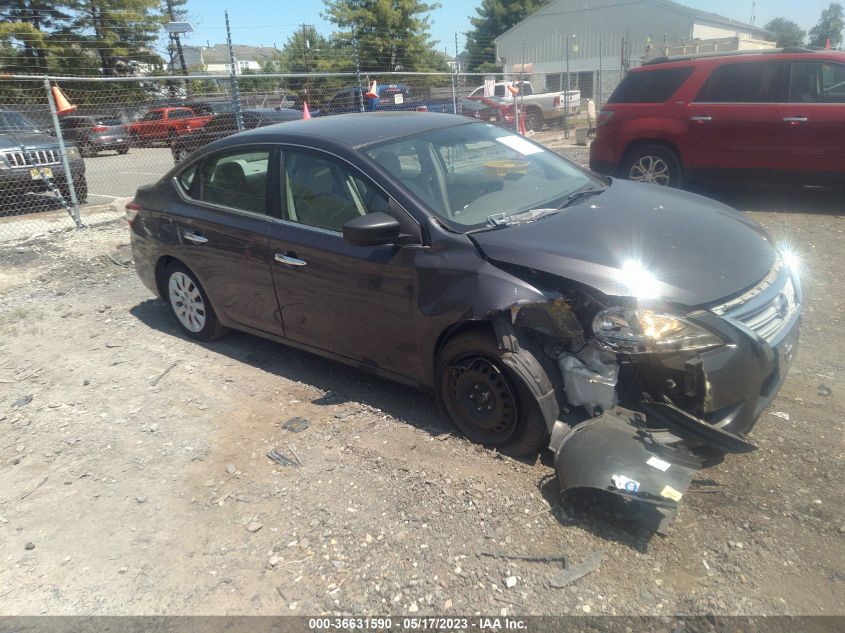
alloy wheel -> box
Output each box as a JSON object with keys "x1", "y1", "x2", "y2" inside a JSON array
[
  {"x1": 628, "y1": 155, "x2": 671, "y2": 185},
  {"x1": 176, "y1": 148, "x2": 191, "y2": 162},
  {"x1": 168, "y1": 271, "x2": 206, "y2": 332}
]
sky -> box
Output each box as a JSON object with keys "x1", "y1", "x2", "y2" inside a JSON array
[{"x1": 182, "y1": 0, "x2": 835, "y2": 52}]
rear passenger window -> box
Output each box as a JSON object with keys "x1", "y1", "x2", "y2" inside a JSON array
[
  {"x1": 696, "y1": 61, "x2": 789, "y2": 103},
  {"x1": 608, "y1": 67, "x2": 693, "y2": 103},
  {"x1": 789, "y1": 61, "x2": 845, "y2": 103},
  {"x1": 200, "y1": 150, "x2": 270, "y2": 214}
]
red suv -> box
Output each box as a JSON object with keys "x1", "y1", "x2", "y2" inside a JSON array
[{"x1": 589, "y1": 49, "x2": 845, "y2": 187}]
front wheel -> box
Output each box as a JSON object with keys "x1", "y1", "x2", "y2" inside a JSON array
[
  {"x1": 435, "y1": 332, "x2": 548, "y2": 457},
  {"x1": 164, "y1": 263, "x2": 228, "y2": 341},
  {"x1": 621, "y1": 144, "x2": 683, "y2": 187}
]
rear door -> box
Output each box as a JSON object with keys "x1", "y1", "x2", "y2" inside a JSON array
[
  {"x1": 170, "y1": 146, "x2": 282, "y2": 335},
  {"x1": 267, "y1": 146, "x2": 422, "y2": 379},
  {"x1": 687, "y1": 61, "x2": 790, "y2": 171},
  {"x1": 783, "y1": 59, "x2": 845, "y2": 175}
]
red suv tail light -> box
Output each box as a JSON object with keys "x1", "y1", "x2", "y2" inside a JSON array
[
  {"x1": 415, "y1": 105, "x2": 428, "y2": 112},
  {"x1": 125, "y1": 200, "x2": 141, "y2": 226},
  {"x1": 92, "y1": 125, "x2": 108, "y2": 132},
  {"x1": 597, "y1": 110, "x2": 615, "y2": 126}
]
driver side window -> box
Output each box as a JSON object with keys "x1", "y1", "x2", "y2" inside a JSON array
[{"x1": 282, "y1": 149, "x2": 390, "y2": 232}]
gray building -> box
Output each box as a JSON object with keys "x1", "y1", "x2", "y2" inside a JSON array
[{"x1": 494, "y1": 0, "x2": 774, "y2": 103}]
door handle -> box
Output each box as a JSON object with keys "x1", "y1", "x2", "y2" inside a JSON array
[
  {"x1": 275, "y1": 253, "x2": 307, "y2": 267},
  {"x1": 690, "y1": 115, "x2": 712, "y2": 122},
  {"x1": 182, "y1": 231, "x2": 208, "y2": 244},
  {"x1": 783, "y1": 117, "x2": 808, "y2": 124}
]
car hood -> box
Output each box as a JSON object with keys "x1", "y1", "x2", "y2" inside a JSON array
[
  {"x1": 470, "y1": 180, "x2": 776, "y2": 307},
  {"x1": 0, "y1": 132, "x2": 59, "y2": 150}
]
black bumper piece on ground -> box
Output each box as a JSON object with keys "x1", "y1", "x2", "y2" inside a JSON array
[{"x1": 553, "y1": 406, "x2": 757, "y2": 535}]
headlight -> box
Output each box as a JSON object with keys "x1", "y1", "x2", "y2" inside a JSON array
[
  {"x1": 66, "y1": 146, "x2": 80, "y2": 159},
  {"x1": 593, "y1": 307, "x2": 723, "y2": 354}
]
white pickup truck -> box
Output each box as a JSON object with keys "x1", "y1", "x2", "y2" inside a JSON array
[{"x1": 468, "y1": 81, "x2": 581, "y2": 131}]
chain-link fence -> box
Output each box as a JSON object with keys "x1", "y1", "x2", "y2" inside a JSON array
[{"x1": 0, "y1": 70, "x2": 593, "y2": 243}]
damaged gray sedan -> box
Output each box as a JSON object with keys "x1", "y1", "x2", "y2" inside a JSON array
[{"x1": 129, "y1": 113, "x2": 802, "y2": 531}]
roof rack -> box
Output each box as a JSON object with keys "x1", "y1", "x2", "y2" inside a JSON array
[{"x1": 643, "y1": 47, "x2": 818, "y2": 66}]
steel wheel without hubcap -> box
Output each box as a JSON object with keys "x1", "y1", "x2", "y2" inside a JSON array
[
  {"x1": 628, "y1": 154, "x2": 671, "y2": 185},
  {"x1": 168, "y1": 271, "x2": 206, "y2": 332},
  {"x1": 444, "y1": 356, "x2": 518, "y2": 445}
]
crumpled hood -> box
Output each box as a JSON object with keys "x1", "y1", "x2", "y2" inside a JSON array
[
  {"x1": 0, "y1": 132, "x2": 60, "y2": 151},
  {"x1": 470, "y1": 180, "x2": 776, "y2": 307}
]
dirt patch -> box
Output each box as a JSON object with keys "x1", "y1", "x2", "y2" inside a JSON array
[{"x1": 0, "y1": 200, "x2": 842, "y2": 616}]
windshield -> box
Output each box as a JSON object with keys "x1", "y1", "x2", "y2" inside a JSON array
[
  {"x1": 366, "y1": 122, "x2": 596, "y2": 232},
  {"x1": 0, "y1": 111, "x2": 40, "y2": 133}
]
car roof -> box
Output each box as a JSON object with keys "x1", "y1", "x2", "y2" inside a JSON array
[
  {"x1": 230, "y1": 111, "x2": 474, "y2": 149},
  {"x1": 639, "y1": 49, "x2": 845, "y2": 70}
]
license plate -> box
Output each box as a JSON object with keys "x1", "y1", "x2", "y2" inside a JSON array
[
  {"x1": 491, "y1": 117, "x2": 498, "y2": 122},
  {"x1": 30, "y1": 167, "x2": 52, "y2": 179}
]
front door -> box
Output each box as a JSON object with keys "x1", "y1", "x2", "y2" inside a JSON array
[
  {"x1": 170, "y1": 146, "x2": 282, "y2": 336},
  {"x1": 267, "y1": 147, "x2": 422, "y2": 380},
  {"x1": 781, "y1": 60, "x2": 845, "y2": 175}
]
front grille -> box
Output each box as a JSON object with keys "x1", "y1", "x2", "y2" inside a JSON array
[
  {"x1": 713, "y1": 269, "x2": 798, "y2": 344},
  {"x1": 3, "y1": 149, "x2": 61, "y2": 168}
]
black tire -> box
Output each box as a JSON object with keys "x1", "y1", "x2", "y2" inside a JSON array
[
  {"x1": 166, "y1": 129, "x2": 177, "y2": 146},
  {"x1": 174, "y1": 147, "x2": 191, "y2": 163},
  {"x1": 526, "y1": 107, "x2": 544, "y2": 131},
  {"x1": 79, "y1": 142, "x2": 93, "y2": 158},
  {"x1": 163, "y1": 262, "x2": 228, "y2": 341},
  {"x1": 60, "y1": 175, "x2": 87, "y2": 204},
  {"x1": 620, "y1": 144, "x2": 683, "y2": 188},
  {"x1": 435, "y1": 331, "x2": 549, "y2": 457},
  {"x1": 131, "y1": 132, "x2": 142, "y2": 147},
  {"x1": 117, "y1": 144, "x2": 129, "y2": 155}
]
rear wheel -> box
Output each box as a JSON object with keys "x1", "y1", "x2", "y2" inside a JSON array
[
  {"x1": 526, "y1": 107, "x2": 544, "y2": 131},
  {"x1": 175, "y1": 147, "x2": 191, "y2": 162},
  {"x1": 164, "y1": 263, "x2": 227, "y2": 341},
  {"x1": 435, "y1": 332, "x2": 548, "y2": 457},
  {"x1": 621, "y1": 144, "x2": 683, "y2": 187},
  {"x1": 131, "y1": 132, "x2": 142, "y2": 147}
]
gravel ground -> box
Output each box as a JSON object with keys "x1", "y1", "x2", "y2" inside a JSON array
[{"x1": 0, "y1": 142, "x2": 843, "y2": 617}]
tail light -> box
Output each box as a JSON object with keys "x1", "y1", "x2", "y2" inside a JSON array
[
  {"x1": 597, "y1": 110, "x2": 615, "y2": 127},
  {"x1": 92, "y1": 125, "x2": 108, "y2": 132},
  {"x1": 125, "y1": 200, "x2": 141, "y2": 226},
  {"x1": 415, "y1": 105, "x2": 428, "y2": 112},
  {"x1": 553, "y1": 95, "x2": 561, "y2": 107}
]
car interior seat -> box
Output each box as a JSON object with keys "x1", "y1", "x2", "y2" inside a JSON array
[{"x1": 288, "y1": 154, "x2": 358, "y2": 231}]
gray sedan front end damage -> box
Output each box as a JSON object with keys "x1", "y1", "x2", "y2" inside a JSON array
[{"x1": 497, "y1": 258, "x2": 801, "y2": 534}]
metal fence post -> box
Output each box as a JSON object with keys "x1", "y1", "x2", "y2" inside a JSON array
[
  {"x1": 225, "y1": 10, "x2": 244, "y2": 131},
  {"x1": 353, "y1": 34, "x2": 364, "y2": 113},
  {"x1": 43, "y1": 77, "x2": 82, "y2": 227}
]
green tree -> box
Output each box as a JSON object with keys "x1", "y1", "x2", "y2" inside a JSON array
[
  {"x1": 322, "y1": 0, "x2": 448, "y2": 72},
  {"x1": 465, "y1": 0, "x2": 551, "y2": 72},
  {"x1": 67, "y1": 0, "x2": 164, "y2": 76},
  {"x1": 0, "y1": 0, "x2": 72, "y2": 73},
  {"x1": 764, "y1": 18, "x2": 806, "y2": 48},
  {"x1": 808, "y1": 2, "x2": 844, "y2": 48}
]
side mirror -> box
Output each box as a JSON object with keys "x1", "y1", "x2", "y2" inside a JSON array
[{"x1": 343, "y1": 212, "x2": 401, "y2": 247}]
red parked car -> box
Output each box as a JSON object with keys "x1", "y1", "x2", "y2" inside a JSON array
[
  {"x1": 128, "y1": 107, "x2": 212, "y2": 146},
  {"x1": 589, "y1": 49, "x2": 845, "y2": 187}
]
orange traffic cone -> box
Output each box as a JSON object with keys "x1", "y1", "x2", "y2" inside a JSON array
[
  {"x1": 302, "y1": 102, "x2": 311, "y2": 120},
  {"x1": 51, "y1": 84, "x2": 77, "y2": 115},
  {"x1": 507, "y1": 84, "x2": 520, "y2": 96},
  {"x1": 366, "y1": 80, "x2": 378, "y2": 99}
]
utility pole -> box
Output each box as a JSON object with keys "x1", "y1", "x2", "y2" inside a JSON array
[
  {"x1": 225, "y1": 10, "x2": 244, "y2": 131},
  {"x1": 353, "y1": 31, "x2": 364, "y2": 112},
  {"x1": 302, "y1": 24, "x2": 312, "y2": 104},
  {"x1": 166, "y1": 0, "x2": 189, "y2": 78},
  {"x1": 564, "y1": 34, "x2": 575, "y2": 139}
]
